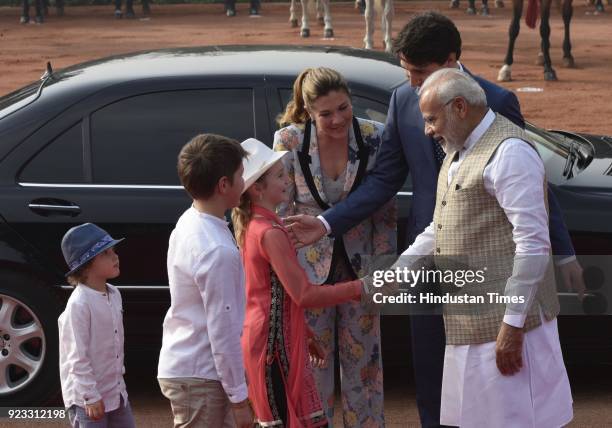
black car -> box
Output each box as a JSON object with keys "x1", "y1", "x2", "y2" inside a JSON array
[{"x1": 0, "y1": 45, "x2": 610, "y2": 406}]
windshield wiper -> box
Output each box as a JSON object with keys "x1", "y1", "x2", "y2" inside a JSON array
[
  {"x1": 563, "y1": 140, "x2": 578, "y2": 178},
  {"x1": 34, "y1": 62, "x2": 55, "y2": 101}
]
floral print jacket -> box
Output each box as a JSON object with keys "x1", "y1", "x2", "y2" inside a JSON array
[{"x1": 273, "y1": 117, "x2": 397, "y2": 284}]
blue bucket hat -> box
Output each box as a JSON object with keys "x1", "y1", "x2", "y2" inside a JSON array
[{"x1": 61, "y1": 223, "x2": 124, "y2": 277}]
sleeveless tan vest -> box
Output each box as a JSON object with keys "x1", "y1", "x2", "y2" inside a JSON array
[{"x1": 432, "y1": 113, "x2": 560, "y2": 345}]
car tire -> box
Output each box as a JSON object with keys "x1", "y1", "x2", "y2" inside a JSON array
[{"x1": 0, "y1": 270, "x2": 63, "y2": 406}]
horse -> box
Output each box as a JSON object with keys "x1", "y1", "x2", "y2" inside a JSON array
[
  {"x1": 363, "y1": 0, "x2": 394, "y2": 53},
  {"x1": 289, "y1": 0, "x2": 333, "y2": 38},
  {"x1": 498, "y1": 0, "x2": 574, "y2": 81}
]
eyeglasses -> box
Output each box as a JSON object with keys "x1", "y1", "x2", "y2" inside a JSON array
[{"x1": 423, "y1": 98, "x2": 455, "y2": 127}]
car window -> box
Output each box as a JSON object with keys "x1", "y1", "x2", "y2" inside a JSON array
[
  {"x1": 19, "y1": 121, "x2": 85, "y2": 183},
  {"x1": 278, "y1": 89, "x2": 388, "y2": 124},
  {"x1": 90, "y1": 89, "x2": 254, "y2": 185},
  {"x1": 277, "y1": 88, "x2": 412, "y2": 193}
]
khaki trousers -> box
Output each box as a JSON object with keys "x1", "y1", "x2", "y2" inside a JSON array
[{"x1": 158, "y1": 377, "x2": 236, "y2": 428}]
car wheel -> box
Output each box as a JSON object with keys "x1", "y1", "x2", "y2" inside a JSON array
[{"x1": 0, "y1": 271, "x2": 62, "y2": 405}]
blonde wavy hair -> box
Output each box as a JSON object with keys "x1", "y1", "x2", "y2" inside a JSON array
[
  {"x1": 277, "y1": 67, "x2": 351, "y2": 127},
  {"x1": 231, "y1": 174, "x2": 268, "y2": 248}
]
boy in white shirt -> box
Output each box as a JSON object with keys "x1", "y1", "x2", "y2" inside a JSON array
[
  {"x1": 58, "y1": 223, "x2": 136, "y2": 428},
  {"x1": 158, "y1": 134, "x2": 254, "y2": 428}
]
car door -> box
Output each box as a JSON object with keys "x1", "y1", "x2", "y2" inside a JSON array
[{"x1": 0, "y1": 79, "x2": 268, "y2": 345}]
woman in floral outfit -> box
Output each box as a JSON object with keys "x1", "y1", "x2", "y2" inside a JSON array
[{"x1": 273, "y1": 67, "x2": 396, "y2": 427}]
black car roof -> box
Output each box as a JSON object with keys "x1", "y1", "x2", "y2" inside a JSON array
[
  {"x1": 50, "y1": 45, "x2": 406, "y2": 91},
  {"x1": 0, "y1": 45, "x2": 407, "y2": 162},
  {"x1": 1, "y1": 45, "x2": 407, "y2": 124}
]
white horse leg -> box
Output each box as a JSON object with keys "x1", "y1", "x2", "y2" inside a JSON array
[
  {"x1": 300, "y1": 0, "x2": 310, "y2": 37},
  {"x1": 321, "y1": 0, "x2": 333, "y2": 37},
  {"x1": 381, "y1": 0, "x2": 394, "y2": 53},
  {"x1": 497, "y1": 64, "x2": 512, "y2": 81},
  {"x1": 364, "y1": 0, "x2": 375, "y2": 49},
  {"x1": 290, "y1": 0, "x2": 298, "y2": 27},
  {"x1": 316, "y1": 0, "x2": 324, "y2": 25}
]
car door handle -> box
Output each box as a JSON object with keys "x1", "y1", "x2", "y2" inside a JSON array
[
  {"x1": 28, "y1": 200, "x2": 81, "y2": 217},
  {"x1": 29, "y1": 203, "x2": 81, "y2": 212}
]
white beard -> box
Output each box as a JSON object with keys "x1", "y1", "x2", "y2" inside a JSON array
[{"x1": 441, "y1": 112, "x2": 469, "y2": 153}]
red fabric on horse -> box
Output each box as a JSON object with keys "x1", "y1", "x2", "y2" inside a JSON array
[{"x1": 526, "y1": 0, "x2": 540, "y2": 29}]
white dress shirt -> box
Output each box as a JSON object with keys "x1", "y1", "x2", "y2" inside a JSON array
[
  {"x1": 406, "y1": 110, "x2": 573, "y2": 427},
  {"x1": 405, "y1": 109, "x2": 552, "y2": 328},
  {"x1": 158, "y1": 207, "x2": 247, "y2": 403},
  {"x1": 58, "y1": 283, "x2": 128, "y2": 411}
]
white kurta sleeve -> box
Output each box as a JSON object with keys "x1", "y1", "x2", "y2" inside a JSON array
[{"x1": 485, "y1": 139, "x2": 552, "y2": 328}]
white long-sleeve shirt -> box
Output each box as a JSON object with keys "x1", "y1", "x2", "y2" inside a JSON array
[
  {"x1": 158, "y1": 207, "x2": 247, "y2": 403},
  {"x1": 58, "y1": 283, "x2": 128, "y2": 411},
  {"x1": 405, "y1": 109, "x2": 552, "y2": 328}
]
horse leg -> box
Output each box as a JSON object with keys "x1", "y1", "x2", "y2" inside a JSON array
[
  {"x1": 540, "y1": 0, "x2": 558, "y2": 80},
  {"x1": 498, "y1": 0, "x2": 523, "y2": 81},
  {"x1": 316, "y1": 0, "x2": 324, "y2": 25},
  {"x1": 594, "y1": 0, "x2": 604, "y2": 11},
  {"x1": 300, "y1": 0, "x2": 310, "y2": 37},
  {"x1": 382, "y1": 0, "x2": 394, "y2": 52},
  {"x1": 290, "y1": 0, "x2": 298, "y2": 27},
  {"x1": 562, "y1": 0, "x2": 575, "y2": 67},
  {"x1": 363, "y1": 0, "x2": 375, "y2": 49},
  {"x1": 321, "y1": 0, "x2": 334, "y2": 38}
]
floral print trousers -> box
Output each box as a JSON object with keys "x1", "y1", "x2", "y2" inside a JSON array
[{"x1": 306, "y1": 300, "x2": 384, "y2": 428}]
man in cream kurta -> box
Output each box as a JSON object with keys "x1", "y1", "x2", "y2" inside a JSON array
[{"x1": 371, "y1": 68, "x2": 573, "y2": 427}]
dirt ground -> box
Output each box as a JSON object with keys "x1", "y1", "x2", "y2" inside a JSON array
[
  {"x1": 0, "y1": 1, "x2": 611, "y2": 134},
  {"x1": 5, "y1": 366, "x2": 612, "y2": 427},
  {"x1": 1, "y1": 2, "x2": 612, "y2": 427}
]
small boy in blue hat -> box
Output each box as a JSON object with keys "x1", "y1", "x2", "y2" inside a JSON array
[{"x1": 58, "y1": 223, "x2": 136, "y2": 428}]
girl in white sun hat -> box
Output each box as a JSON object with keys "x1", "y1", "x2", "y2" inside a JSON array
[{"x1": 232, "y1": 138, "x2": 366, "y2": 428}]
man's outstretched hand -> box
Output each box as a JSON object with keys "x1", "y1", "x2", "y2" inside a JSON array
[
  {"x1": 558, "y1": 259, "x2": 586, "y2": 301},
  {"x1": 283, "y1": 214, "x2": 327, "y2": 248}
]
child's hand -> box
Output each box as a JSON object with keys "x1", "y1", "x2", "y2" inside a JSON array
[
  {"x1": 85, "y1": 399, "x2": 105, "y2": 420},
  {"x1": 230, "y1": 399, "x2": 254, "y2": 428},
  {"x1": 308, "y1": 337, "x2": 327, "y2": 369}
]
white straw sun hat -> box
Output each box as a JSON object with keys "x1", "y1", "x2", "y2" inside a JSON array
[{"x1": 241, "y1": 138, "x2": 288, "y2": 193}]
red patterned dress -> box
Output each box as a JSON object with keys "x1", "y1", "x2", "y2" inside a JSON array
[{"x1": 240, "y1": 205, "x2": 361, "y2": 428}]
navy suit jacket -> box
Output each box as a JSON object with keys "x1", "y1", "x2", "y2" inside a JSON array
[{"x1": 323, "y1": 69, "x2": 575, "y2": 255}]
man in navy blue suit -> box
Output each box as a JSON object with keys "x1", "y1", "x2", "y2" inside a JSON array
[{"x1": 285, "y1": 12, "x2": 585, "y2": 427}]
